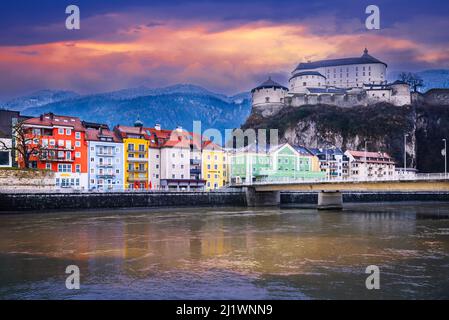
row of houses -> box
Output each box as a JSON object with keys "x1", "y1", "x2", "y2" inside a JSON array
[
  {"x1": 0, "y1": 110, "x2": 409, "y2": 191},
  {"x1": 229, "y1": 143, "x2": 405, "y2": 184},
  {"x1": 1, "y1": 112, "x2": 228, "y2": 191}
]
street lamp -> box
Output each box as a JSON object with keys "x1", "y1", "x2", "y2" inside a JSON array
[
  {"x1": 365, "y1": 140, "x2": 369, "y2": 179},
  {"x1": 404, "y1": 134, "x2": 409, "y2": 174},
  {"x1": 443, "y1": 139, "x2": 447, "y2": 178}
]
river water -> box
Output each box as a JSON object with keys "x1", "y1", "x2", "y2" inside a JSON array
[{"x1": 1, "y1": 203, "x2": 449, "y2": 300}]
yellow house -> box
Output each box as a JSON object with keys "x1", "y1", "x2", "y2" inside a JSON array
[
  {"x1": 202, "y1": 141, "x2": 226, "y2": 190},
  {"x1": 114, "y1": 124, "x2": 150, "y2": 190}
]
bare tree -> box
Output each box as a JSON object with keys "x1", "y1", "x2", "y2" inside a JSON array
[
  {"x1": 398, "y1": 72, "x2": 424, "y2": 92},
  {"x1": 0, "y1": 120, "x2": 43, "y2": 168}
]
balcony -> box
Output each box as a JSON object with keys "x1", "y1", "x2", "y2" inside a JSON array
[
  {"x1": 42, "y1": 146, "x2": 75, "y2": 151},
  {"x1": 127, "y1": 176, "x2": 147, "y2": 182},
  {"x1": 127, "y1": 169, "x2": 146, "y2": 173},
  {"x1": 97, "y1": 163, "x2": 114, "y2": 168},
  {"x1": 97, "y1": 174, "x2": 116, "y2": 179},
  {"x1": 127, "y1": 157, "x2": 148, "y2": 162},
  {"x1": 96, "y1": 151, "x2": 115, "y2": 157},
  {"x1": 128, "y1": 148, "x2": 146, "y2": 153},
  {"x1": 40, "y1": 156, "x2": 74, "y2": 162}
]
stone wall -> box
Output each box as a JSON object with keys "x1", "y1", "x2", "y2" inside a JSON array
[
  {"x1": 0, "y1": 191, "x2": 246, "y2": 212},
  {"x1": 0, "y1": 169, "x2": 55, "y2": 192},
  {"x1": 423, "y1": 89, "x2": 449, "y2": 106},
  {"x1": 281, "y1": 191, "x2": 449, "y2": 205}
]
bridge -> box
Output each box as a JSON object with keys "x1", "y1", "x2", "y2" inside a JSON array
[{"x1": 231, "y1": 174, "x2": 449, "y2": 209}]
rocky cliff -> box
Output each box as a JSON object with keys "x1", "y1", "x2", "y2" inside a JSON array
[{"x1": 242, "y1": 102, "x2": 449, "y2": 173}]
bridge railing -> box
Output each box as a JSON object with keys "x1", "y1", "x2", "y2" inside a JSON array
[{"x1": 233, "y1": 173, "x2": 449, "y2": 186}]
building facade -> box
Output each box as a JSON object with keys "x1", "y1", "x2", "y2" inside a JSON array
[
  {"x1": 308, "y1": 148, "x2": 350, "y2": 179},
  {"x1": 251, "y1": 49, "x2": 412, "y2": 114},
  {"x1": 230, "y1": 143, "x2": 325, "y2": 183},
  {"x1": 114, "y1": 124, "x2": 150, "y2": 190},
  {"x1": 20, "y1": 113, "x2": 88, "y2": 190},
  {"x1": 85, "y1": 123, "x2": 124, "y2": 191},
  {"x1": 344, "y1": 150, "x2": 396, "y2": 179},
  {"x1": 202, "y1": 141, "x2": 226, "y2": 190}
]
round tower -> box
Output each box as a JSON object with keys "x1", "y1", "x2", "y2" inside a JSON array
[{"x1": 251, "y1": 77, "x2": 288, "y2": 107}]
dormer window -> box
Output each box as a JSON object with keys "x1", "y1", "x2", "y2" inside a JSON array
[{"x1": 265, "y1": 97, "x2": 270, "y2": 103}]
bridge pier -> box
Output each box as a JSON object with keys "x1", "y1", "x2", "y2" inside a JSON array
[
  {"x1": 317, "y1": 191, "x2": 343, "y2": 210},
  {"x1": 245, "y1": 187, "x2": 280, "y2": 207}
]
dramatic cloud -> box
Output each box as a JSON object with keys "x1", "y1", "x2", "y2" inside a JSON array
[{"x1": 0, "y1": 0, "x2": 448, "y2": 99}]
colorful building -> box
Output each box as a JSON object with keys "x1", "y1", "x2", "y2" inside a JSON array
[
  {"x1": 84, "y1": 122, "x2": 124, "y2": 191},
  {"x1": 308, "y1": 148, "x2": 350, "y2": 179},
  {"x1": 230, "y1": 143, "x2": 325, "y2": 183},
  {"x1": 345, "y1": 150, "x2": 396, "y2": 179},
  {"x1": 202, "y1": 141, "x2": 227, "y2": 190},
  {"x1": 114, "y1": 122, "x2": 151, "y2": 190},
  {"x1": 20, "y1": 113, "x2": 88, "y2": 190}
]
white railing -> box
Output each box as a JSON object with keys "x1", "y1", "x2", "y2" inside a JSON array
[{"x1": 234, "y1": 173, "x2": 449, "y2": 186}]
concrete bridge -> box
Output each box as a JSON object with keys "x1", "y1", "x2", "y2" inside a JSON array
[{"x1": 232, "y1": 174, "x2": 449, "y2": 209}]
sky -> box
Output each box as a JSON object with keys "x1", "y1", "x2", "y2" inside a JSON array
[{"x1": 0, "y1": 0, "x2": 448, "y2": 99}]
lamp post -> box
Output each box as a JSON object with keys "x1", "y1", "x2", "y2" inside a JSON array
[
  {"x1": 404, "y1": 134, "x2": 409, "y2": 174},
  {"x1": 365, "y1": 140, "x2": 368, "y2": 179},
  {"x1": 443, "y1": 139, "x2": 447, "y2": 178}
]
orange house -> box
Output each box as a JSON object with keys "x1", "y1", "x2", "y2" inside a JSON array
[{"x1": 19, "y1": 113, "x2": 89, "y2": 190}]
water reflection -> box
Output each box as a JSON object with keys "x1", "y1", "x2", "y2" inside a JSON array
[{"x1": 1, "y1": 203, "x2": 449, "y2": 299}]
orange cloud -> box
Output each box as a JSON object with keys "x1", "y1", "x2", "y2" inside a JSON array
[{"x1": 0, "y1": 20, "x2": 447, "y2": 97}]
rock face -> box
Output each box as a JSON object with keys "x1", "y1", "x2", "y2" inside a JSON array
[{"x1": 242, "y1": 102, "x2": 449, "y2": 173}]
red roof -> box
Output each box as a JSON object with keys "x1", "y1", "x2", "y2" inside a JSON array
[
  {"x1": 85, "y1": 127, "x2": 122, "y2": 142},
  {"x1": 347, "y1": 150, "x2": 395, "y2": 164},
  {"x1": 23, "y1": 113, "x2": 85, "y2": 131}
]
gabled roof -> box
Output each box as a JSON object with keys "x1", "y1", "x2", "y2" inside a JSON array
[
  {"x1": 23, "y1": 113, "x2": 85, "y2": 131},
  {"x1": 85, "y1": 127, "x2": 122, "y2": 143},
  {"x1": 294, "y1": 49, "x2": 387, "y2": 72}
]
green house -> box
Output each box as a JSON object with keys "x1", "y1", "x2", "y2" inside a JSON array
[{"x1": 230, "y1": 143, "x2": 325, "y2": 183}]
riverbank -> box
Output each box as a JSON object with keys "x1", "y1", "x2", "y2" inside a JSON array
[{"x1": 2, "y1": 191, "x2": 449, "y2": 212}]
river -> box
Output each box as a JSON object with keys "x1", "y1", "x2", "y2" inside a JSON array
[{"x1": 1, "y1": 202, "x2": 449, "y2": 299}]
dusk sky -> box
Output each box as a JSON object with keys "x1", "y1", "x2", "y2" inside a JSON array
[{"x1": 0, "y1": 0, "x2": 448, "y2": 99}]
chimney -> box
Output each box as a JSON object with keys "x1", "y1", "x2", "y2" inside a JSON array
[
  {"x1": 99, "y1": 127, "x2": 103, "y2": 135},
  {"x1": 155, "y1": 123, "x2": 161, "y2": 131}
]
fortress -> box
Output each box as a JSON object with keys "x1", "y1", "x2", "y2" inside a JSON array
[{"x1": 251, "y1": 49, "x2": 413, "y2": 116}]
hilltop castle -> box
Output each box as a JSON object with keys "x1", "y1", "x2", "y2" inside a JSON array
[{"x1": 251, "y1": 49, "x2": 412, "y2": 115}]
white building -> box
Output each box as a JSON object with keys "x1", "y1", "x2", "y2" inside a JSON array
[
  {"x1": 345, "y1": 150, "x2": 396, "y2": 180},
  {"x1": 85, "y1": 123, "x2": 125, "y2": 191},
  {"x1": 251, "y1": 49, "x2": 412, "y2": 111}
]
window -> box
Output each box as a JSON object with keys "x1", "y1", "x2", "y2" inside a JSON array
[
  {"x1": 75, "y1": 132, "x2": 81, "y2": 139},
  {"x1": 46, "y1": 163, "x2": 51, "y2": 170},
  {"x1": 172, "y1": 174, "x2": 175, "y2": 179},
  {"x1": 66, "y1": 141, "x2": 71, "y2": 149},
  {"x1": 138, "y1": 144, "x2": 145, "y2": 151},
  {"x1": 75, "y1": 164, "x2": 81, "y2": 173},
  {"x1": 58, "y1": 140, "x2": 64, "y2": 147},
  {"x1": 42, "y1": 139, "x2": 48, "y2": 147},
  {"x1": 58, "y1": 164, "x2": 72, "y2": 172},
  {"x1": 66, "y1": 129, "x2": 72, "y2": 136},
  {"x1": 181, "y1": 174, "x2": 184, "y2": 179},
  {"x1": 58, "y1": 151, "x2": 64, "y2": 158},
  {"x1": 66, "y1": 151, "x2": 71, "y2": 160},
  {"x1": 76, "y1": 141, "x2": 81, "y2": 148},
  {"x1": 75, "y1": 152, "x2": 81, "y2": 158},
  {"x1": 58, "y1": 128, "x2": 64, "y2": 135},
  {"x1": 172, "y1": 164, "x2": 175, "y2": 169}
]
